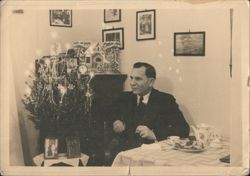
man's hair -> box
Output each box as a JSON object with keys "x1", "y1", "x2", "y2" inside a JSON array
[{"x1": 133, "y1": 62, "x2": 156, "y2": 79}]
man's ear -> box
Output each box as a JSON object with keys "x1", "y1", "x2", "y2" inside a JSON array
[{"x1": 149, "y1": 78, "x2": 155, "y2": 87}]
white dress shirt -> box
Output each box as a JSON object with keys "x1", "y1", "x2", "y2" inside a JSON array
[{"x1": 137, "y1": 91, "x2": 151, "y2": 105}]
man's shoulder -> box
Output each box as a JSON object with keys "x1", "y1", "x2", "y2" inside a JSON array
[
  {"x1": 117, "y1": 91, "x2": 135, "y2": 100},
  {"x1": 122, "y1": 91, "x2": 133, "y2": 94},
  {"x1": 120, "y1": 91, "x2": 134, "y2": 96},
  {"x1": 151, "y1": 89, "x2": 177, "y2": 104},
  {"x1": 152, "y1": 89, "x2": 175, "y2": 99},
  {"x1": 118, "y1": 89, "x2": 175, "y2": 99}
]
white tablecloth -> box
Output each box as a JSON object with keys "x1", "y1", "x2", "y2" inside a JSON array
[
  {"x1": 33, "y1": 153, "x2": 89, "y2": 167},
  {"x1": 112, "y1": 140, "x2": 230, "y2": 167}
]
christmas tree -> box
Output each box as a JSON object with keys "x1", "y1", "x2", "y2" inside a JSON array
[{"x1": 22, "y1": 41, "x2": 120, "y2": 157}]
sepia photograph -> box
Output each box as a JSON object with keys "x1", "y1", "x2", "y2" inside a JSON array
[
  {"x1": 66, "y1": 137, "x2": 81, "y2": 159},
  {"x1": 104, "y1": 9, "x2": 121, "y2": 23},
  {"x1": 50, "y1": 9, "x2": 72, "y2": 27},
  {"x1": 136, "y1": 9, "x2": 156, "y2": 40},
  {"x1": 102, "y1": 28, "x2": 124, "y2": 49},
  {"x1": 0, "y1": 0, "x2": 249, "y2": 176},
  {"x1": 174, "y1": 32, "x2": 205, "y2": 56},
  {"x1": 44, "y1": 138, "x2": 58, "y2": 159}
]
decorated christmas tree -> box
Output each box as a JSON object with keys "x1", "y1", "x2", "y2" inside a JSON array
[{"x1": 22, "y1": 41, "x2": 120, "y2": 154}]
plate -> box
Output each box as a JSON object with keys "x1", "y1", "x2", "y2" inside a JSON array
[
  {"x1": 174, "y1": 147, "x2": 206, "y2": 153},
  {"x1": 165, "y1": 140, "x2": 173, "y2": 146}
]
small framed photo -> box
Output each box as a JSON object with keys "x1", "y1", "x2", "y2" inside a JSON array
[
  {"x1": 44, "y1": 138, "x2": 58, "y2": 159},
  {"x1": 66, "y1": 137, "x2": 81, "y2": 159},
  {"x1": 50, "y1": 9, "x2": 72, "y2": 27},
  {"x1": 102, "y1": 28, "x2": 124, "y2": 49},
  {"x1": 136, "y1": 9, "x2": 156, "y2": 41},
  {"x1": 174, "y1": 32, "x2": 206, "y2": 56},
  {"x1": 104, "y1": 9, "x2": 121, "y2": 23}
]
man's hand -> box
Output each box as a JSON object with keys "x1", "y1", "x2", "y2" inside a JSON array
[
  {"x1": 113, "y1": 120, "x2": 126, "y2": 133},
  {"x1": 135, "y1": 125, "x2": 157, "y2": 141}
]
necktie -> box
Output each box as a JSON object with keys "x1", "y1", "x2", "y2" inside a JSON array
[
  {"x1": 135, "y1": 96, "x2": 146, "y2": 146},
  {"x1": 136, "y1": 96, "x2": 146, "y2": 121},
  {"x1": 138, "y1": 96, "x2": 144, "y2": 107}
]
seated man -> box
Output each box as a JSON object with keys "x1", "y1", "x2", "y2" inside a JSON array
[{"x1": 111, "y1": 62, "x2": 190, "y2": 153}]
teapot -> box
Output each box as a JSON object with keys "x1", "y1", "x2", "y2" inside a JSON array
[{"x1": 190, "y1": 123, "x2": 212, "y2": 146}]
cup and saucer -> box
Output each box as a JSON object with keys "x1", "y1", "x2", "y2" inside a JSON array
[{"x1": 165, "y1": 136, "x2": 182, "y2": 146}]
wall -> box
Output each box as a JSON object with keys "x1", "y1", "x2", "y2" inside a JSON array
[
  {"x1": 10, "y1": 63, "x2": 24, "y2": 166},
  {"x1": 6, "y1": 0, "x2": 248, "y2": 167}
]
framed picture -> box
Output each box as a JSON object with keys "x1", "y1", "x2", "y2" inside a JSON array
[
  {"x1": 174, "y1": 32, "x2": 206, "y2": 56},
  {"x1": 66, "y1": 137, "x2": 81, "y2": 159},
  {"x1": 50, "y1": 9, "x2": 72, "y2": 27},
  {"x1": 136, "y1": 9, "x2": 156, "y2": 41},
  {"x1": 44, "y1": 138, "x2": 58, "y2": 159},
  {"x1": 104, "y1": 9, "x2": 121, "y2": 23},
  {"x1": 102, "y1": 28, "x2": 124, "y2": 49}
]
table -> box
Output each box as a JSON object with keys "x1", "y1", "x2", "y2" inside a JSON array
[
  {"x1": 33, "y1": 153, "x2": 89, "y2": 167},
  {"x1": 112, "y1": 140, "x2": 230, "y2": 167}
]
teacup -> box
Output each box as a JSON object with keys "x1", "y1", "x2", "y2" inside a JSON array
[
  {"x1": 167, "y1": 136, "x2": 180, "y2": 145},
  {"x1": 209, "y1": 138, "x2": 223, "y2": 149}
]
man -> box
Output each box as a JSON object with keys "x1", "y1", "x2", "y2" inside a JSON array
[{"x1": 112, "y1": 62, "x2": 190, "y2": 151}]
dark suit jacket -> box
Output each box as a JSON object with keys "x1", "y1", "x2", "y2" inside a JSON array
[{"x1": 112, "y1": 88, "x2": 190, "y2": 150}]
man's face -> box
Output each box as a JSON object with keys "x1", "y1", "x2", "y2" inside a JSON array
[{"x1": 130, "y1": 67, "x2": 155, "y2": 96}]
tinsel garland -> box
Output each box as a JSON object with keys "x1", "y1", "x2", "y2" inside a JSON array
[
  {"x1": 22, "y1": 41, "x2": 120, "y2": 153},
  {"x1": 22, "y1": 56, "x2": 95, "y2": 137}
]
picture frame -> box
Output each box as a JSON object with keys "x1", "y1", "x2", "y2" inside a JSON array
[
  {"x1": 44, "y1": 138, "x2": 58, "y2": 159},
  {"x1": 66, "y1": 137, "x2": 81, "y2": 159},
  {"x1": 102, "y1": 28, "x2": 124, "y2": 49},
  {"x1": 104, "y1": 9, "x2": 121, "y2": 23},
  {"x1": 50, "y1": 9, "x2": 72, "y2": 27},
  {"x1": 174, "y1": 31, "x2": 206, "y2": 56},
  {"x1": 136, "y1": 9, "x2": 156, "y2": 41}
]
